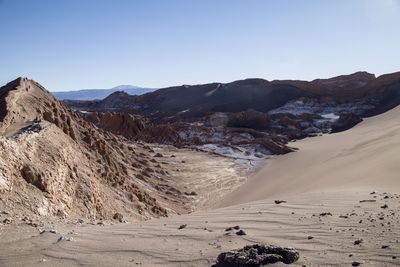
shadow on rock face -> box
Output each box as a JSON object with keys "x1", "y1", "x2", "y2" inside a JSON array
[{"x1": 20, "y1": 165, "x2": 47, "y2": 192}]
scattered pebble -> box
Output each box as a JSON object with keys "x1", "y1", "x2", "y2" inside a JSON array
[
  {"x1": 58, "y1": 236, "x2": 74, "y2": 242},
  {"x1": 225, "y1": 225, "x2": 240, "y2": 231},
  {"x1": 178, "y1": 224, "x2": 187, "y2": 230},
  {"x1": 236, "y1": 229, "x2": 246, "y2": 236}
]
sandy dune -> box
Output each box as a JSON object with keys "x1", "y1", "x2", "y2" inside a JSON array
[
  {"x1": 1, "y1": 106, "x2": 400, "y2": 266},
  {"x1": 218, "y1": 105, "x2": 400, "y2": 207}
]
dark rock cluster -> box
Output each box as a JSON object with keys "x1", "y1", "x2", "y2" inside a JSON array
[{"x1": 215, "y1": 244, "x2": 299, "y2": 266}]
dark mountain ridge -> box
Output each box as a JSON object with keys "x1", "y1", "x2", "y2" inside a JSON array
[{"x1": 64, "y1": 71, "x2": 400, "y2": 121}]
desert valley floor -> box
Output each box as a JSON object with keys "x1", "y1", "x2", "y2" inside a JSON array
[{"x1": 1, "y1": 102, "x2": 399, "y2": 266}]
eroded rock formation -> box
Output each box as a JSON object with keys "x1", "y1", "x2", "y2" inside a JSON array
[
  {"x1": 83, "y1": 111, "x2": 145, "y2": 139},
  {"x1": 0, "y1": 78, "x2": 190, "y2": 221}
]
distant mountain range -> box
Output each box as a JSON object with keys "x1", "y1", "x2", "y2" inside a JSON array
[{"x1": 52, "y1": 85, "x2": 156, "y2": 100}]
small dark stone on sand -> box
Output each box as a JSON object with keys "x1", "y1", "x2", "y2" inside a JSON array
[
  {"x1": 236, "y1": 230, "x2": 246, "y2": 236},
  {"x1": 178, "y1": 224, "x2": 187, "y2": 229},
  {"x1": 352, "y1": 261, "x2": 361, "y2": 266},
  {"x1": 381, "y1": 204, "x2": 388, "y2": 209},
  {"x1": 359, "y1": 200, "x2": 376, "y2": 203},
  {"x1": 307, "y1": 236, "x2": 314, "y2": 240},
  {"x1": 225, "y1": 226, "x2": 240, "y2": 232},
  {"x1": 354, "y1": 239, "x2": 363, "y2": 245},
  {"x1": 382, "y1": 245, "x2": 389, "y2": 249}
]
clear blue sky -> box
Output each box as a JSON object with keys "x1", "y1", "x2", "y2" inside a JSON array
[{"x1": 1, "y1": 0, "x2": 399, "y2": 91}]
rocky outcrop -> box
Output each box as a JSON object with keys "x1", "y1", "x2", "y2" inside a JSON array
[
  {"x1": 83, "y1": 112, "x2": 145, "y2": 139},
  {"x1": 331, "y1": 113, "x2": 362, "y2": 133},
  {"x1": 137, "y1": 124, "x2": 182, "y2": 144},
  {"x1": 136, "y1": 121, "x2": 293, "y2": 156},
  {"x1": 227, "y1": 128, "x2": 293, "y2": 154},
  {"x1": 216, "y1": 244, "x2": 299, "y2": 266},
  {"x1": 226, "y1": 109, "x2": 269, "y2": 130},
  {"x1": 362, "y1": 72, "x2": 400, "y2": 117}
]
